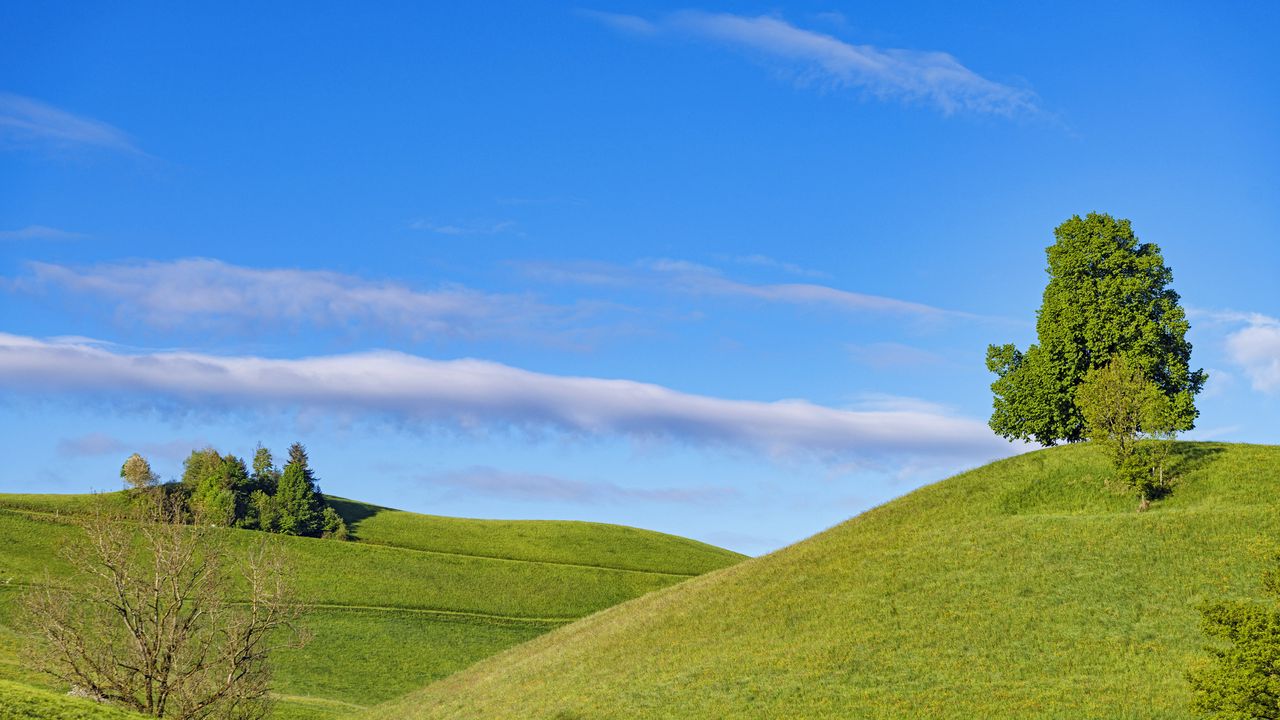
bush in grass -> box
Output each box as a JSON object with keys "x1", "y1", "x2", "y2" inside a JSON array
[
  {"x1": 1188, "y1": 562, "x2": 1280, "y2": 718},
  {"x1": 321, "y1": 506, "x2": 349, "y2": 540}
]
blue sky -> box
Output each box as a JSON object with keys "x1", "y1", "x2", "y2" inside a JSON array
[{"x1": 1, "y1": 2, "x2": 1277, "y2": 554}]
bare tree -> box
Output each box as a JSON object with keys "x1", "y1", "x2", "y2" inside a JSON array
[{"x1": 22, "y1": 496, "x2": 307, "y2": 719}]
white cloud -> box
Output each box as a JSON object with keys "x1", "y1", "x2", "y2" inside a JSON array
[
  {"x1": 578, "y1": 10, "x2": 658, "y2": 35},
  {"x1": 0, "y1": 225, "x2": 86, "y2": 241},
  {"x1": 520, "y1": 258, "x2": 982, "y2": 320},
  {"x1": 587, "y1": 11, "x2": 1037, "y2": 116},
  {"x1": 0, "y1": 333, "x2": 1016, "y2": 465},
  {"x1": 848, "y1": 393, "x2": 954, "y2": 415},
  {"x1": 423, "y1": 466, "x2": 736, "y2": 505},
  {"x1": 0, "y1": 92, "x2": 143, "y2": 154},
  {"x1": 15, "y1": 258, "x2": 593, "y2": 342},
  {"x1": 721, "y1": 253, "x2": 829, "y2": 279},
  {"x1": 1225, "y1": 313, "x2": 1280, "y2": 394},
  {"x1": 1199, "y1": 367, "x2": 1234, "y2": 400}
]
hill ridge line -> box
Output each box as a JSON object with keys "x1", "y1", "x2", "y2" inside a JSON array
[
  {"x1": 0, "y1": 505, "x2": 704, "y2": 578},
  {"x1": 348, "y1": 538, "x2": 703, "y2": 577}
]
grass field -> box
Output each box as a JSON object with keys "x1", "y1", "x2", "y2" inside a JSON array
[
  {"x1": 361, "y1": 442, "x2": 1280, "y2": 720},
  {"x1": 0, "y1": 492, "x2": 744, "y2": 719},
  {"x1": 0, "y1": 679, "x2": 147, "y2": 720}
]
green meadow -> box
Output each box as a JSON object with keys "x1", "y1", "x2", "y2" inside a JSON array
[
  {"x1": 0, "y1": 680, "x2": 147, "y2": 720},
  {"x1": 0, "y1": 493, "x2": 744, "y2": 719},
  {"x1": 362, "y1": 442, "x2": 1280, "y2": 719}
]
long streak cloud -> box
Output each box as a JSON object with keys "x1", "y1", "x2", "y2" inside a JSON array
[
  {"x1": 16, "y1": 259, "x2": 593, "y2": 342},
  {"x1": 586, "y1": 10, "x2": 1037, "y2": 116},
  {"x1": 0, "y1": 333, "x2": 1014, "y2": 463}
]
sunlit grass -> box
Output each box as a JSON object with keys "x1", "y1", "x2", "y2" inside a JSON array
[
  {"x1": 0, "y1": 491, "x2": 743, "y2": 719},
  {"x1": 0, "y1": 679, "x2": 147, "y2": 720},
  {"x1": 362, "y1": 442, "x2": 1280, "y2": 720}
]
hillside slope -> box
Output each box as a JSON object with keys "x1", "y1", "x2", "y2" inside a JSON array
[
  {"x1": 0, "y1": 493, "x2": 744, "y2": 719},
  {"x1": 364, "y1": 442, "x2": 1280, "y2": 720}
]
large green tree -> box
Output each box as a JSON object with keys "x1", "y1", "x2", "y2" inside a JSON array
[
  {"x1": 181, "y1": 448, "x2": 251, "y2": 527},
  {"x1": 986, "y1": 213, "x2": 1206, "y2": 445}
]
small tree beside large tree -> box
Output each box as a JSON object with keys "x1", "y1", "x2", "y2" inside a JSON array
[
  {"x1": 986, "y1": 213, "x2": 1206, "y2": 446},
  {"x1": 1075, "y1": 354, "x2": 1179, "y2": 509}
]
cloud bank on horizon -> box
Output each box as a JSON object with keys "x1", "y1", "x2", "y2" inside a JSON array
[
  {"x1": 0, "y1": 332, "x2": 1016, "y2": 465},
  {"x1": 585, "y1": 10, "x2": 1038, "y2": 116}
]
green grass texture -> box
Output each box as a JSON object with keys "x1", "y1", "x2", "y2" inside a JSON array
[
  {"x1": 361, "y1": 442, "x2": 1280, "y2": 720},
  {"x1": 0, "y1": 491, "x2": 744, "y2": 719},
  {"x1": 0, "y1": 679, "x2": 147, "y2": 720}
]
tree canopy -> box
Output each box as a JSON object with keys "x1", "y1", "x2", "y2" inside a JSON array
[
  {"x1": 173, "y1": 441, "x2": 346, "y2": 539},
  {"x1": 986, "y1": 213, "x2": 1206, "y2": 445},
  {"x1": 275, "y1": 443, "x2": 326, "y2": 537},
  {"x1": 119, "y1": 453, "x2": 158, "y2": 491}
]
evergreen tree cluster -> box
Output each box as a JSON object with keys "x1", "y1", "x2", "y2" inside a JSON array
[{"x1": 178, "y1": 442, "x2": 348, "y2": 540}]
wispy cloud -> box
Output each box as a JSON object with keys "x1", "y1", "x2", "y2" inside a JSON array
[
  {"x1": 1224, "y1": 313, "x2": 1280, "y2": 394},
  {"x1": 56, "y1": 432, "x2": 206, "y2": 461},
  {"x1": 0, "y1": 92, "x2": 143, "y2": 154},
  {"x1": 847, "y1": 341, "x2": 946, "y2": 368},
  {"x1": 585, "y1": 11, "x2": 1038, "y2": 116},
  {"x1": 720, "y1": 253, "x2": 829, "y2": 279},
  {"x1": 0, "y1": 333, "x2": 1016, "y2": 465},
  {"x1": 0, "y1": 225, "x2": 86, "y2": 241},
  {"x1": 423, "y1": 466, "x2": 736, "y2": 505},
  {"x1": 409, "y1": 219, "x2": 518, "y2": 236},
  {"x1": 580, "y1": 9, "x2": 660, "y2": 35},
  {"x1": 13, "y1": 258, "x2": 598, "y2": 343},
  {"x1": 520, "y1": 258, "x2": 984, "y2": 320}
]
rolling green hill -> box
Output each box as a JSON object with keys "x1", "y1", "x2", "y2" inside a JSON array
[
  {"x1": 0, "y1": 492, "x2": 744, "y2": 719},
  {"x1": 362, "y1": 442, "x2": 1280, "y2": 720}
]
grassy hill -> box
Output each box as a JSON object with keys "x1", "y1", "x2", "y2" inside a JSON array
[
  {"x1": 0, "y1": 679, "x2": 148, "y2": 720},
  {"x1": 362, "y1": 442, "x2": 1280, "y2": 719},
  {"x1": 0, "y1": 492, "x2": 744, "y2": 719}
]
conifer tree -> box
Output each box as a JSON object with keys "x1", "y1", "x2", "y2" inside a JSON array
[
  {"x1": 251, "y1": 444, "x2": 280, "y2": 495},
  {"x1": 275, "y1": 442, "x2": 325, "y2": 537}
]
